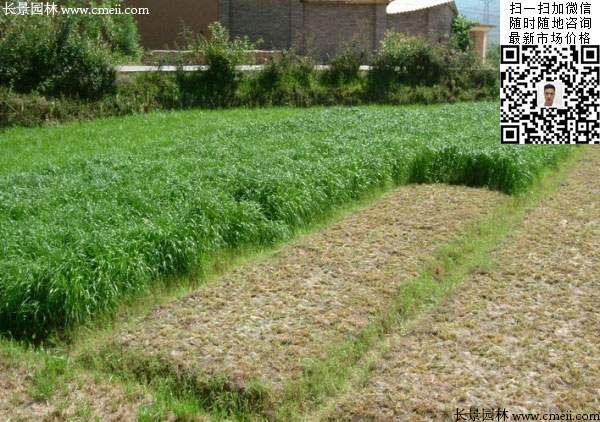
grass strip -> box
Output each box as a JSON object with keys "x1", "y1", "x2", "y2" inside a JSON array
[
  {"x1": 319, "y1": 148, "x2": 600, "y2": 420},
  {"x1": 77, "y1": 183, "x2": 497, "y2": 420},
  {"x1": 0, "y1": 103, "x2": 570, "y2": 339},
  {"x1": 70, "y1": 182, "x2": 402, "y2": 421},
  {"x1": 70, "y1": 147, "x2": 581, "y2": 421},
  {"x1": 0, "y1": 339, "x2": 150, "y2": 420},
  {"x1": 85, "y1": 346, "x2": 272, "y2": 420}
]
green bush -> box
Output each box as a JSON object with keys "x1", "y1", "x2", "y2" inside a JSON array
[
  {"x1": 0, "y1": 73, "x2": 181, "y2": 128},
  {"x1": 44, "y1": 20, "x2": 116, "y2": 99},
  {"x1": 321, "y1": 46, "x2": 366, "y2": 86},
  {"x1": 239, "y1": 57, "x2": 284, "y2": 106},
  {"x1": 443, "y1": 48, "x2": 479, "y2": 89},
  {"x1": 0, "y1": 86, "x2": 121, "y2": 127},
  {"x1": 0, "y1": 16, "x2": 56, "y2": 93},
  {"x1": 0, "y1": 16, "x2": 115, "y2": 99},
  {"x1": 131, "y1": 72, "x2": 181, "y2": 110},
  {"x1": 0, "y1": 3, "x2": 140, "y2": 99},
  {"x1": 0, "y1": 87, "x2": 56, "y2": 127},
  {"x1": 367, "y1": 32, "x2": 445, "y2": 99},
  {"x1": 385, "y1": 84, "x2": 453, "y2": 105},
  {"x1": 177, "y1": 22, "x2": 254, "y2": 107},
  {"x1": 486, "y1": 43, "x2": 501, "y2": 69},
  {"x1": 55, "y1": 0, "x2": 142, "y2": 59},
  {"x1": 51, "y1": 0, "x2": 141, "y2": 59},
  {"x1": 239, "y1": 50, "x2": 317, "y2": 107},
  {"x1": 442, "y1": 47, "x2": 498, "y2": 97},
  {"x1": 450, "y1": 14, "x2": 475, "y2": 52}
]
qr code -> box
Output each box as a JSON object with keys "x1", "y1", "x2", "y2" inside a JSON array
[{"x1": 501, "y1": 45, "x2": 600, "y2": 144}]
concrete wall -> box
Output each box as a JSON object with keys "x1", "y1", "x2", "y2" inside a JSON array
[
  {"x1": 425, "y1": 3, "x2": 455, "y2": 42},
  {"x1": 386, "y1": 8, "x2": 428, "y2": 38},
  {"x1": 470, "y1": 30, "x2": 489, "y2": 63},
  {"x1": 128, "y1": 0, "x2": 219, "y2": 49}
]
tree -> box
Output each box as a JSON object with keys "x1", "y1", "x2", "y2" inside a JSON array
[{"x1": 450, "y1": 14, "x2": 476, "y2": 52}]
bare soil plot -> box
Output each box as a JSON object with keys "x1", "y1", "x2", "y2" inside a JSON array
[
  {"x1": 326, "y1": 148, "x2": 600, "y2": 420},
  {"x1": 0, "y1": 343, "x2": 149, "y2": 421},
  {"x1": 106, "y1": 184, "x2": 504, "y2": 399}
]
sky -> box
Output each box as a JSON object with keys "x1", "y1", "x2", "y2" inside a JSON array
[{"x1": 455, "y1": 0, "x2": 500, "y2": 44}]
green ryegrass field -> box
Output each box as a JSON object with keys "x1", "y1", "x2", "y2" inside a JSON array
[{"x1": 0, "y1": 103, "x2": 570, "y2": 339}]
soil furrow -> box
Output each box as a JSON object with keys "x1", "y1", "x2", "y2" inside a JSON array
[
  {"x1": 105, "y1": 184, "x2": 504, "y2": 401},
  {"x1": 325, "y1": 148, "x2": 600, "y2": 420}
]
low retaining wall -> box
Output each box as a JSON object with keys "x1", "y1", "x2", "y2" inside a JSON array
[
  {"x1": 116, "y1": 64, "x2": 373, "y2": 73},
  {"x1": 143, "y1": 49, "x2": 284, "y2": 65}
]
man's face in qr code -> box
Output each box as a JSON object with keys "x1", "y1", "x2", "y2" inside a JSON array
[{"x1": 544, "y1": 86, "x2": 556, "y2": 107}]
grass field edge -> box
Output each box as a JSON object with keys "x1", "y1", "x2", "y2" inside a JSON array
[
  {"x1": 277, "y1": 146, "x2": 586, "y2": 421},
  {"x1": 70, "y1": 147, "x2": 582, "y2": 421},
  {"x1": 1, "y1": 144, "x2": 581, "y2": 420}
]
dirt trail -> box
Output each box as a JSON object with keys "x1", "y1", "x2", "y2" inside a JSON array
[
  {"x1": 107, "y1": 184, "x2": 504, "y2": 396},
  {"x1": 325, "y1": 148, "x2": 600, "y2": 421}
]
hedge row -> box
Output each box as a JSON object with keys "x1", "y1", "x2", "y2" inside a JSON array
[{"x1": 0, "y1": 22, "x2": 499, "y2": 128}]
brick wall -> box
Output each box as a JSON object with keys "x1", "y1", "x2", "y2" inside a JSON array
[
  {"x1": 228, "y1": 0, "x2": 293, "y2": 49},
  {"x1": 375, "y1": 4, "x2": 388, "y2": 48},
  {"x1": 303, "y1": 3, "x2": 377, "y2": 60},
  {"x1": 425, "y1": 3, "x2": 455, "y2": 42},
  {"x1": 386, "y1": 4, "x2": 455, "y2": 42},
  {"x1": 131, "y1": 1, "x2": 457, "y2": 57},
  {"x1": 218, "y1": 1, "x2": 456, "y2": 62},
  {"x1": 128, "y1": 0, "x2": 218, "y2": 49}
]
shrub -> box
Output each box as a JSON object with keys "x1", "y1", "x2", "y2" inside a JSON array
[
  {"x1": 0, "y1": 87, "x2": 54, "y2": 127},
  {"x1": 0, "y1": 73, "x2": 181, "y2": 128},
  {"x1": 240, "y1": 50, "x2": 317, "y2": 106},
  {"x1": 55, "y1": 0, "x2": 142, "y2": 59},
  {"x1": 177, "y1": 22, "x2": 254, "y2": 107},
  {"x1": 0, "y1": 16, "x2": 57, "y2": 93},
  {"x1": 0, "y1": 3, "x2": 141, "y2": 99},
  {"x1": 367, "y1": 32, "x2": 445, "y2": 99},
  {"x1": 321, "y1": 46, "x2": 366, "y2": 86},
  {"x1": 52, "y1": 0, "x2": 142, "y2": 59},
  {"x1": 486, "y1": 43, "x2": 501, "y2": 69},
  {"x1": 386, "y1": 84, "x2": 454, "y2": 105},
  {"x1": 0, "y1": 86, "x2": 118, "y2": 127},
  {"x1": 443, "y1": 48, "x2": 479, "y2": 89},
  {"x1": 44, "y1": 20, "x2": 116, "y2": 99},
  {"x1": 239, "y1": 57, "x2": 284, "y2": 106},
  {"x1": 132, "y1": 72, "x2": 181, "y2": 110},
  {"x1": 449, "y1": 14, "x2": 476, "y2": 52},
  {"x1": 441, "y1": 46, "x2": 498, "y2": 97}
]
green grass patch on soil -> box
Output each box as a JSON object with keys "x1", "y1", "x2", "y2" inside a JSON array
[
  {"x1": 0, "y1": 338, "x2": 151, "y2": 420},
  {"x1": 0, "y1": 102, "x2": 571, "y2": 339}
]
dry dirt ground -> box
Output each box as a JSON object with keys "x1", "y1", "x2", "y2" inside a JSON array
[
  {"x1": 0, "y1": 344, "x2": 149, "y2": 421},
  {"x1": 324, "y1": 148, "x2": 600, "y2": 421},
  {"x1": 108, "y1": 184, "x2": 504, "y2": 395}
]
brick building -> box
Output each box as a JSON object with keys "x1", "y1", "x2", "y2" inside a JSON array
[
  {"x1": 128, "y1": 0, "x2": 219, "y2": 49},
  {"x1": 221, "y1": 0, "x2": 457, "y2": 59},
  {"x1": 130, "y1": 0, "x2": 458, "y2": 61}
]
